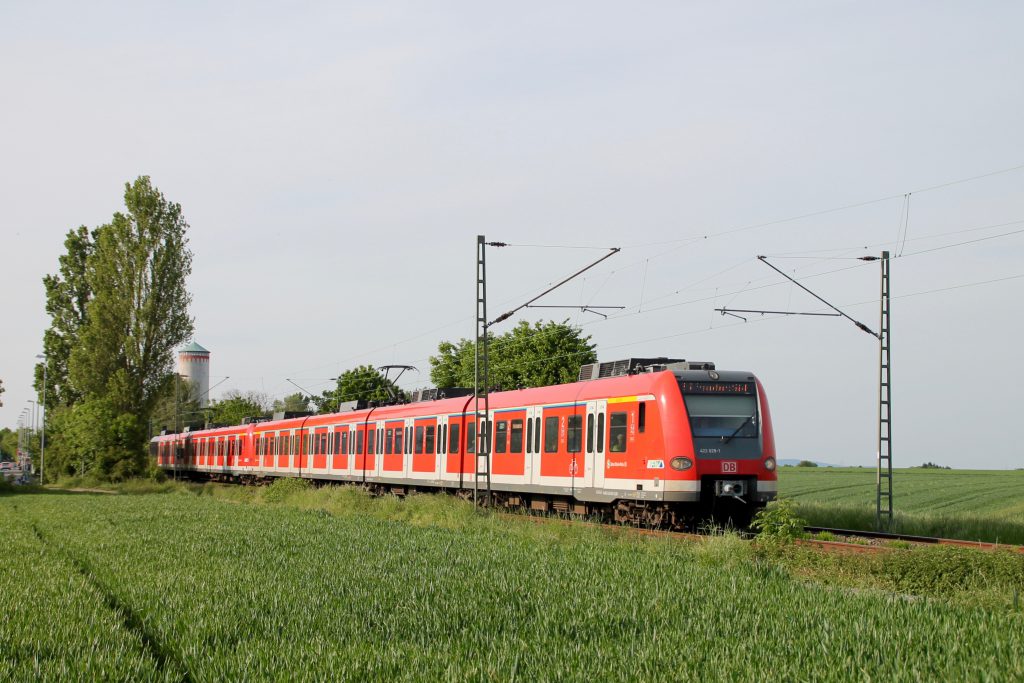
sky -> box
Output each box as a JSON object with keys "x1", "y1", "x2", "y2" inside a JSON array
[{"x1": 2, "y1": 1, "x2": 1022, "y2": 469}]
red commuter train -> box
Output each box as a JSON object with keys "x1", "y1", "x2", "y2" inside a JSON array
[{"x1": 151, "y1": 358, "x2": 778, "y2": 527}]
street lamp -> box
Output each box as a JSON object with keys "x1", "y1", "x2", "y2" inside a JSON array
[
  {"x1": 36, "y1": 354, "x2": 47, "y2": 485},
  {"x1": 18, "y1": 409, "x2": 28, "y2": 464}
]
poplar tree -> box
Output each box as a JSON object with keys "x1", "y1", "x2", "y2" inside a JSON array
[{"x1": 68, "y1": 176, "x2": 194, "y2": 476}]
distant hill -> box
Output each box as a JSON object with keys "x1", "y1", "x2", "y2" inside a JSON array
[{"x1": 778, "y1": 459, "x2": 837, "y2": 468}]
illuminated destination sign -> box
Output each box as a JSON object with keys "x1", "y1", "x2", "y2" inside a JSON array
[{"x1": 679, "y1": 381, "x2": 754, "y2": 395}]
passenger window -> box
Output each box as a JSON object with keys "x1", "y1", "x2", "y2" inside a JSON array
[
  {"x1": 526, "y1": 419, "x2": 533, "y2": 453},
  {"x1": 510, "y1": 419, "x2": 523, "y2": 453},
  {"x1": 544, "y1": 416, "x2": 559, "y2": 453},
  {"x1": 415, "y1": 425, "x2": 424, "y2": 454},
  {"x1": 394, "y1": 428, "x2": 403, "y2": 455},
  {"x1": 341, "y1": 431, "x2": 349, "y2": 455},
  {"x1": 385, "y1": 428, "x2": 393, "y2": 455},
  {"x1": 356, "y1": 430, "x2": 363, "y2": 455},
  {"x1": 534, "y1": 417, "x2": 541, "y2": 453},
  {"x1": 426, "y1": 425, "x2": 435, "y2": 453},
  {"x1": 610, "y1": 412, "x2": 627, "y2": 452},
  {"x1": 586, "y1": 414, "x2": 594, "y2": 454},
  {"x1": 467, "y1": 422, "x2": 476, "y2": 454},
  {"x1": 597, "y1": 413, "x2": 605, "y2": 453},
  {"x1": 494, "y1": 421, "x2": 507, "y2": 454},
  {"x1": 567, "y1": 415, "x2": 582, "y2": 453},
  {"x1": 367, "y1": 428, "x2": 375, "y2": 455},
  {"x1": 449, "y1": 423, "x2": 460, "y2": 454}
]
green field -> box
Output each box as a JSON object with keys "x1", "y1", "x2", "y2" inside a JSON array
[
  {"x1": 778, "y1": 467, "x2": 1024, "y2": 544},
  {"x1": 1, "y1": 483, "x2": 1022, "y2": 681}
]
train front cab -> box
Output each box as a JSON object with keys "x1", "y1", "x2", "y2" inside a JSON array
[{"x1": 673, "y1": 369, "x2": 777, "y2": 525}]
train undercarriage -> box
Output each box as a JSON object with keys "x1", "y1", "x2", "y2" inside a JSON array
[{"x1": 173, "y1": 470, "x2": 766, "y2": 531}]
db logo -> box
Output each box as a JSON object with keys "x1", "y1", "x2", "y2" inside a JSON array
[{"x1": 721, "y1": 461, "x2": 738, "y2": 473}]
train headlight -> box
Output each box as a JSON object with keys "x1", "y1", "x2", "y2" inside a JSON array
[
  {"x1": 670, "y1": 457, "x2": 693, "y2": 471},
  {"x1": 764, "y1": 457, "x2": 776, "y2": 472}
]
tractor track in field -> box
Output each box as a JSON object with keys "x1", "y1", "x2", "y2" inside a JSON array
[{"x1": 27, "y1": 520, "x2": 192, "y2": 682}]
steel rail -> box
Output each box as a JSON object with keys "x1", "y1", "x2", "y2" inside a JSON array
[{"x1": 804, "y1": 525, "x2": 1024, "y2": 554}]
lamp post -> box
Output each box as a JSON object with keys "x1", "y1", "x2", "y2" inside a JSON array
[
  {"x1": 36, "y1": 354, "x2": 46, "y2": 485},
  {"x1": 18, "y1": 409, "x2": 28, "y2": 467},
  {"x1": 26, "y1": 400, "x2": 37, "y2": 482}
]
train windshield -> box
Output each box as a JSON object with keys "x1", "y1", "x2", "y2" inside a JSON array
[{"x1": 683, "y1": 393, "x2": 758, "y2": 439}]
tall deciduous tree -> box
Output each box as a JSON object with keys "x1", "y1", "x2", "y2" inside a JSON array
[
  {"x1": 68, "y1": 176, "x2": 194, "y2": 477},
  {"x1": 35, "y1": 226, "x2": 96, "y2": 410},
  {"x1": 429, "y1": 320, "x2": 596, "y2": 389}
]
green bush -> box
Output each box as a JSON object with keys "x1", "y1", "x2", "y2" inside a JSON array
[
  {"x1": 751, "y1": 498, "x2": 807, "y2": 543},
  {"x1": 260, "y1": 476, "x2": 311, "y2": 503}
]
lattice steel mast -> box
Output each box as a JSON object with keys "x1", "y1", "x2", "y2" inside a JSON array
[
  {"x1": 474, "y1": 236, "x2": 491, "y2": 507},
  {"x1": 876, "y1": 251, "x2": 893, "y2": 530}
]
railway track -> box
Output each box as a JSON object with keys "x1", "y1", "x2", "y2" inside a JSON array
[
  {"x1": 507, "y1": 512, "x2": 1024, "y2": 555},
  {"x1": 803, "y1": 525, "x2": 1024, "y2": 554}
]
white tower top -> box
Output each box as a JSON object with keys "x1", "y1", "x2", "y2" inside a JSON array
[{"x1": 177, "y1": 341, "x2": 211, "y2": 407}]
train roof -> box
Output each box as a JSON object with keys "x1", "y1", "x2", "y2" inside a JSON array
[{"x1": 152, "y1": 366, "x2": 760, "y2": 441}]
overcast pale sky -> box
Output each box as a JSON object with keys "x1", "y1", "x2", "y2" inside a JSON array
[{"x1": 2, "y1": 2, "x2": 1022, "y2": 469}]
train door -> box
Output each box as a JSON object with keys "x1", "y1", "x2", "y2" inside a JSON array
[
  {"x1": 364, "y1": 421, "x2": 378, "y2": 475},
  {"x1": 436, "y1": 415, "x2": 447, "y2": 482},
  {"x1": 569, "y1": 405, "x2": 585, "y2": 494},
  {"x1": 350, "y1": 425, "x2": 361, "y2": 477},
  {"x1": 412, "y1": 417, "x2": 437, "y2": 476},
  {"x1": 587, "y1": 400, "x2": 607, "y2": 490},
  {"x1": 312, "y1": 427, "x2": 327, "y2": 471},
  {"x1": 525, "y1": 406, "x2": 541, "y2": 485},
  {"x1": 404, "y1": 417, "x2": 415, "y2": 479},
  {"x1": 442, "y1": 414, "x2": 463, "y2": 482},
  {"x1": 353, "y1": 424, "x2": 375, "y2": 479},
  {"x1": 381, "y1": 420, "x2": 402, "y2": 477},
  {"x1": 330, "y1": 425, "x2": 345, "y2": 475}
]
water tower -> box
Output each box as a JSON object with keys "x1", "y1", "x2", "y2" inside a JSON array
[{"x1": 177, "y1": 341, "x2": 211, "y2": 407}]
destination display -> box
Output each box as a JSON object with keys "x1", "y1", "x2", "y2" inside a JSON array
[{"x1": 679, "y1": 381, "x2": 754, "y2": 395}]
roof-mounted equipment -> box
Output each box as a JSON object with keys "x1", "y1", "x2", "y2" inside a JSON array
[{"x1": 578, "y1": 357, "x2": 714, "y2": 381}]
